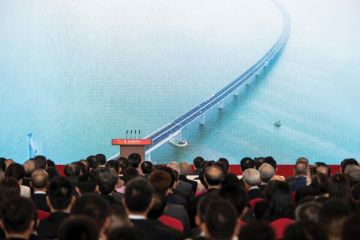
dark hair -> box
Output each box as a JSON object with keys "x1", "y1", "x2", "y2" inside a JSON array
[
  {"x1": 263, "y1": 156, "x2": 277, "y2": 170},
  {"x1": 147, "y1": 193, "x2": 166, "y2": 219},
  {"x1": 342, "y1": 212, "x2": 360, "y2": 240},
  {"x1": 311, "y1": 162, "x2": 331, "y2": 177},
  {"x1": 341, "y1": 158, "x2": 358, "y2": 173},
  {"x1": 48, "y1": 176, "x2": 74, "y2": 210},
  {"x1": 46, "y1": 167, "x2": 60, "y2": 181},
  {"x1": 0, "y1": 157, "x2": 6, "y2": 172},
  {"x1": 219, "y1": 185, "x2": 247, "y2": 217},
  {"x1": 46, "y1": 159, "x2": 56, "y2": 168},
  {"x1": 107, "y1": 226, "x2": 145, "y2": 240},
  {"x1": 221, "y1": 172, "x2": 242, "y2": 188},
  {"x1": 217, "y1": 158, "x2": 230, "y2": 172},
  {"x1": 79, "y1": 160, "x2": 91, "y2": 179},
  {"x1": 59, "y1": 216, "x2": 99, "y2": 240},
  {"x1": 197, "y1": 193, "x2": 222, "y2": 223},
  {"x1": 71, "y1": 193, "x2": 110, "y2": 227},
  {"x1": 77, "y1": 177, "x2": 96, "y2": 194},
  {"x1": 128, "y1": 153, "x2": 141, "y2": 168},
  {"x1": 193, "y1": 156, "x2": 204, "y2": 169},
  {"x1": 35, "y1": 155, "x2": 47, "y2": 169},
  {"x1": 204, "y1": 165, "x2": 224, "y2": 186},
  {"x1": 283, "y1": 221, "x2": 328, "y2": 240},
  {"x1": 264, "y1": 181, "x2": 295, "y2": 221},
  {"x1": 204, "y1": 199, "x2": 237, "y2": 240},
  {"x1": 118, "y1": 157, "x2": 129, "y2": 174},
  {"x1": 318, "y1": 200, "x2": 350, "y2": 227},
  {"x1": 5, "y1": 163, "x2": 25, "y2": 181},
  {"x1": 254, "y1": 157, "x2": 265, "y2": 170},
  {"x1": 106, "y1": 160, "x2": 120, "y2": 173},
  {"x1": 0, "y1": 177, "x2": 20, "y2": 203},
  {"x1": 125, "y1": 177, "x2": 154, "y2": 213},
  {"x1": 149, "y1": 170, "x2": 172, "y2": 195},
  {"x1": 0, "y1": 197, "x2": 35, "y2": 234},
  {"x1": 328, "y1": 174, "x2": 352, "y2": 201},
  {"x1": 31, "y1": 169, "x2": 49, "y2": 189},
  {"x1": 238, "y1": 221, "x2": 275, "y2": 240},
  {"x1": 96, "y1": 168, "x2": 117, "y2": 195},
  {"x1": 96, "y1": 154, "x2": 107, "y2": 166},
  {"x1": 123, "y1": 168, "x2": 139, "y2": 185},
  {"x1": 64, "y1": 163, "x2": 81, "y2": 182},
  {"x1": 156, "y1": 166, "x2": 176, "y2": 188},
  {"x1": 141, "y1": 161, "x2": 154, "y2": 175},
  {"x1": 86, "y1": 155, "x2": 98, "y2": 169},
  {"x1": 240, "y1": 157, "x2": 254, "y2": 171},
  {"x1": 295, "y1": 202, "x2": 321, "y2": 222}
]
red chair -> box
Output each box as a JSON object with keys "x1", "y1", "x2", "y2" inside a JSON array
[
  {"x1": 290, "y1": 191, "x2": 296, "y2": 202},
  {"x1": 37, "y1": 209, "x2": 50, "y2": 220},
  {"x1": 270, "y1": 218, "x2": 295, "y2": 239},
  {"x1": 248, "y1": 198, "x2": 264, "y2": 209},
  {"x1": 159, "y1": 215, "x2": 184, "y2": 232}
]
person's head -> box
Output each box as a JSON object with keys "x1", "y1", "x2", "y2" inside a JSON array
[
  {"x1": 221, "y1": 172, "x2": 242, "y2": 188},
  {"x1": 96, "y1": 154, "x2": 107, "y2": 166},
  {"x1": 5, "y1": 163, "x2": 25, "y2": 182},
  {"x1": 46, "y1": 159, "x2": 56, "y2": 168},
  {"x1": 123, "y1": 168, "x2": 139, "y2": 185},
  {"x1": 193, "y1": 156, "x2": 205, "y2": 169},
  {"x1": 204, "y1": 165, "x2": 224, "y2": 188},
  {"x1": 238, "y1": 221, "x2": 275, "y2": 240},
  {"x1": 259, "y1": 163, "x2": 275, "y2": 184},
  {"x1": 140, "y1": 161, "x2": 154, "y2": 175},
  {"x1": 296, "y1": 157, "x2": 309, "y2": 167},
  {"x1": 219, "y1": 185, "x2": 247, "y2": 218},
  {"x1": 0, "y1": 157, "x2": 6, "y2": 172},
  {"x1": 240, "y1": 157, "x2": 254, "y2": 172},
  {"x1": 179, "y1": 162, "x2": 191, "y2": 175},
  {"x1": 71, "y1": 193, "x2": 111, "y2": 229},
  {"x1": 202, "y1": 199, "x2": 238, "y2": 240},
  {"x1": 340, "y1": 158, "x2": 358, "y2": 173},
  {"x1": 318, "y1": 200, "x2": 350, "y2": 240},
  {"x1": 342, "y1": 212, "x2": 360, "y2": 240},
  {"x1": 344, "y1": 165, "x2": 360, "y2": 186},
  {"x1": 107, "y1": 226, "x2": 145, "y2": 240},
  {"x1": 58, "y1": 216, "x2": 99, "y2": 240},
  {"x1": 0, "y1": 197, "x2": 35, "y2": 239},
  {"x1": 128, "y1": 153, "x2": 141, "y2": 169},
  {"x1": 23, "y1": 160, "x2": 37, "y2": 178},
  {"x1": 217, "y1": 158, "x2": 230, "y2": 172},
  {"x1": 47, "y1": 176, "x2": 74, "y2": 211},
  {"x1": 118, "y1": 157, "x2": 129, "y2": 174},
  {"x1": 124, "y1": 177, "x2": 154, "y2": 215},
  {"x1": 242, "y1": 168, "x2": 260, "y2": 188},
  {"x1": 46, "y1": 167, "x2": 59, "y2": 181},
  {"x1": 96, "y1": 167, "x2": 117, "y2": 195},
  {"x1": 328, "y1": 174, "x2": 352, "y2": 201},
  {"x1": 86, "y1": 155, "x2": 98, "y2": 170},
  {"x1": 311, "y1": 162, "x2": 331, "y2": 177},
  {"x1": 64, "y1": 163, "x2": 81, "y2": 182},
  {"x1": 263, "y1": 156, "x2": 277, "y2": 170},
  {"x1": 0, "y1": 177, "x2": 20, "y2": 203},
  {"x1": 149, "y1": 170, "x2": 172, "y2": 195},
  {"x1": 295, "y1": 201, "x2": 322, "y2": 222},
  {"x1": 265, "y1": 180, "x2": 295, "y2": 220},
  {"x1": 283, "y1": 221, "x2": 328, "y2": 240},
  {"x1": 352, "y1": 182, "x2": 360, "y2": 201},
  {"x1": 34, "y1": 155, "x2": 47, "y2": 169},
  {"x1": 294, "y1": 162, "x2": 307, "y2": 176},
  {"x1": 166, "y1": 162, "x2": 180, "y2": 176},
  {"x1": 31, "y1": 169, "x2": 49, "y2": 190},
  {"x1": 156, "y1": 166, "x2": 176, "y2": 189},
  {"x1": 105, "y1": 160, "x2": 120, "y2": 174},
  {"x1": 76, "y1": 177, "x2": 96, "y2": 195},
  {"x1": 254, "y1": 157, "x2": 265, "y2": 170}
]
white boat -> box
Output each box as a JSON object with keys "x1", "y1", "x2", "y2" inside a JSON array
[{"x1": 169, "y1": 138, "x2": 188, "y2": 147}]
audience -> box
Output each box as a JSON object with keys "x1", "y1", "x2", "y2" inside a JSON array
[{"x1": 0, "y1": 153, "x2": 359, "y2": 240}]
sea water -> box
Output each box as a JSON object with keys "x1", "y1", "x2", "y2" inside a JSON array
[{"x1": 0, "y1": 0, "x2": 359, "y2": 164}]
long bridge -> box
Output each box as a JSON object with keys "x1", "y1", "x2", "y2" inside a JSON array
[{"x1": 110, "y1": 0, "x2": 290, "y2": 161}]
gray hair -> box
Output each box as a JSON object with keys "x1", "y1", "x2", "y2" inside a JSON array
[
  {"x1": 243, "y1": 168, "x2": 260, "y2": 186},
  {"x1": 259, "y1": 163, "x2": 275, "y2": 183}
]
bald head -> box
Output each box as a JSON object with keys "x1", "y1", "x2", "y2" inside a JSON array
[
  {"x1": 179, "y1": 162, "x2": 191, "y2": 175},
  {"x1": 23, "y1": 160, "x2": 37, "y2": 177},
  {"x1": 167, "y1": 162, "x2": 180, "y2": 174},
  {"x1": 205, "y1": 165, "x2": 224, "y2": 187},
  {"x1": 31, "y1": 169, "x2": 49, "y2": 190},
  {"x1": 243, "y1": 169, "x2": 260, "y2": 187}
]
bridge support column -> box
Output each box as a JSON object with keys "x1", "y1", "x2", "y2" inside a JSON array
[
  {"x1": 199, "y1": 114, "x2": 205, "y2": 125},
  {"x1": 145, "y1": 152, "x2": 151, "y2": 161},
  {"x1": 233, "y1": 88, "x2": 240, "y2": 97},
  {"x1": 218, "y1": 101, "x2": 224, "y2": 111}
]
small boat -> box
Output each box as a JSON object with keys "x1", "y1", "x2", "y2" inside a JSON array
[
  {"x1": 169, "y1": 138, "x2": 188, "y2": 147},
  {"x1": 274, "y1": 120, "x2": 281, "y2": 128}
]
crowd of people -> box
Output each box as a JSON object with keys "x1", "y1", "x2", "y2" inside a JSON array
[{"x1": 0, "y1": 154, "x2": 360, "y2": 240}]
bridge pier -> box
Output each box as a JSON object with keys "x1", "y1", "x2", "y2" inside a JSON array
[
  {"x1": 218, "y1": 101, "x2": 224, "y2": 111},
  {"x1": 145, "y1": 152, "x2": 151, "y2": 161},
  {"x1": 233, "y1": 88, "x2": 240, "y2": 97},
  {"x1": 199, "y1": 114, "x2": 205, "y2": 125}
]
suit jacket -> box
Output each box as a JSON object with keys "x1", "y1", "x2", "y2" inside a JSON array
[
  {"x1": 179, "y1": 175, "x2": 198, "y2": 194},
  {"x1": 287, "y1": 175, "x2": 307, "y2": 192},
  {"x1": 37, "y1": 212, "x2": 71, "y2": 240},
  {"x1": 32, "y1": 193, "x2": 50, "y2": 212},
  {"x1": 130, "y1": 219, "x2": 182, "y2": 240},
  {"x1": 164, "y1": 203, "x2": 191, "y2": 235},
  {"x1": 247, "y1": 188, "x2": 265, "y2": 201}
]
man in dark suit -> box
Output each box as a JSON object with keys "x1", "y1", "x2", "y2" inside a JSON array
[
  {"x1": 190, "y1": 156, "x2": 205, "y2": 175},
  {"x1": 37, "y1": 176, "x2": 74, "y2": 240},
  {"x1": 243, "y1": 168, "x2": 264, "y2": 201},
  {"x1": 31, "y1": 169, "x2": 50, "y2": 212},
  {"x1": 287, "y1": 160, "x2": 309, "y2": 192},
  {"x1": 125, "y1": 177, "x2": 180, "y2": 240},
  {"x1": 179, "y1": 162, "x2": 198, "y2": 194}
]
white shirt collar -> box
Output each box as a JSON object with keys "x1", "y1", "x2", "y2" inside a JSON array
[{"x1": 128, "y1": 214, "x2": 146, "y2": 220}]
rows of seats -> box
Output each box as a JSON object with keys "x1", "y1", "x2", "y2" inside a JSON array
[{"x1": 0, "y1": 155, "x2": 359, "y2": 240}]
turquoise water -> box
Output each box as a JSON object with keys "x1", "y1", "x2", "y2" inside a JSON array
[{"x1": 0, "y1": 0, "x2": 359, "y2": 164}]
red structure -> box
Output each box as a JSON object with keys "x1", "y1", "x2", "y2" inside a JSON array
[{"x1": 111, "y1": 138, "x2": 152, "y2": 162}]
